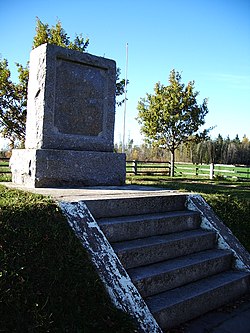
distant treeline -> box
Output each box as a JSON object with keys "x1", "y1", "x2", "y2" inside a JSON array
[{"x1": 115, "y1": 134, "x2": 250, "y2": 165}]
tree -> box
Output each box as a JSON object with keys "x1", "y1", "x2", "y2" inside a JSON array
[
  {"x1": 32, "y1": 18, "x2": 89, "y2": 52},
  {"x1": 137, "y1": 69, "x2": 209, "y2": 176},
  {"x1": 0, "y1": 59, "x2": 28, "y2": 148},
  {"x1": 115, "y1": 68, "x2": 128, "y2": 107},
  {"x1": 33, "y1": 18, "x2": 127, "y2": 106},
  {"x1": 0, "y1": 18, "x2": 126, "y2": 147}
]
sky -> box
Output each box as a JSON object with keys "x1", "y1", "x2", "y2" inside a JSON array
[{"x1": 0, "y1": 0, "x2": 250, "y2": 149}]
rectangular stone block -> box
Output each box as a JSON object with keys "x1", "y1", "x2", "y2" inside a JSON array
[
  {"x1": 10, "y1": 149, "x2": 126, "y2": 187},
  {"x1": 11, "y1": 44, "x2": 125, "y2": 188},
  {"x1": 25, "y1": 44, "x2": 116, "y2": 152}
]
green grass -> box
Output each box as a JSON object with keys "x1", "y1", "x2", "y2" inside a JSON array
[
  {"x1": 0, "y1": 173, "x2": 11, "y2": 181},
  {"x1": 0, "y1": 185, "x2": 137, "y2": 333},
  {"x1": 127, "y1": 175, "x2": 250, "y2": 252}
]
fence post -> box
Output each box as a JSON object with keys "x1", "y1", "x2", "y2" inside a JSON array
[
  {"x1": 195, "y1": 166, "x2": 199, "y2": 176},
  {"x1": 132, "y1": 160, "x2": 138, "y2": 175},
  {"x1": 210, "y1": 163, "x2": 214, "y2": 179}
]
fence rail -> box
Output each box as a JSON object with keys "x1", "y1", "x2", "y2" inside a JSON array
[
  {"x1": 126, "y1": 160, "x2": 250, "y2": 179},
  {"x1": 126, "y1": 160, "x2": 171, "y2": 176},
  {"x1": 0, "y1": 158, "x2": 11, "y2": 174},
  {"x1": 1, "y1": 158, "x2": 250, "y2": 179}
]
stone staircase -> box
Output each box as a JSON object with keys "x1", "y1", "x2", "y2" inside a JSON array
[{"x1": 85, "y1": 193, "x2": 250, "y2": 330}]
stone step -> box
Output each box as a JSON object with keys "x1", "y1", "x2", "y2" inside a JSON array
[
  {"x1": 98, "y1": 210, "x2": 201, "y2": 242},
  {"x1": 128, "y1": 249, "x2": 233, "y2": 297},
  {"x1": 82, "y1": 193, "x2": 250, "y2": 330},
  {"x1": 146, "y1": 270, "x2": 250, "y2": 329},
  {"x1": 84, "y1": 193, "x2": 187, "y2": 219},
  {"x1": 112, "y1": 229, "x2": 216, "y2": 269}
]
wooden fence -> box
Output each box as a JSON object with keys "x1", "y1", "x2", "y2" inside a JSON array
[
  {"x1": 0, "y1": 158, "x2": 11, "y2": 174},
  {"x1": 174, "y1": 162, "x2": 250, "y2": 179},
  {"x1": 126, "y1": 160, "x2": 171, "y2": 176},
  {"x1": 126, "y1": 160, "x2": 250, "y2": 180},
  {"x1": 1, "y1": 158, "x2": 250, "y2": 180}
]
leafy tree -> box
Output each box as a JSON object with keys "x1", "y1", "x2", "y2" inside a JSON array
[
  {"x1": 116, "y1": 68, "x2": 127, "y2": 106},
  {"x1": 32, "y1": 18, "x2": 89, "y2": 52},
  {"x1": 0, "y1": 18, "x2": 126, "y2": 147},
  {"x1": 33, "y1": 18, "x2": 127, "y2": 104},
  {"x1": 115, "y1": 134, "x2": 250, "y2": 165},
  {"x1": 0, "y1": 59, "x2": 28, "y2": 148},
  {"x1": 137, "y1": 69, "x2": 209, "y2": 176}
]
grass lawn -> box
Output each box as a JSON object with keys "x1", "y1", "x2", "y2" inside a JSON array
[
  {"x1": 0, "y1": 185, "x2": 137, "y2": 333},
  {"x1": 0, "y1": 173, "x2": 11, "y2": 182}
]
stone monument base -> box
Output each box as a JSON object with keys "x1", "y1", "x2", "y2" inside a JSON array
[{"x1": 10, "y1": 149, "x2": 126, "y2": 188}]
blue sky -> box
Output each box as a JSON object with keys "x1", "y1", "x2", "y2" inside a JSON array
[{"x1": 1, "y1": 0, "x2": 250, "y2": 147}]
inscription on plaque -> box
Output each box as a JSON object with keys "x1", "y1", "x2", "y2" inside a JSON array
[{"x1": 54, "y1": 58, "x2": 106, "y2": 136}]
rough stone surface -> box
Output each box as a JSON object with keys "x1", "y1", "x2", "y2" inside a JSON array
[
  {"x1": 10, "y1": 148, "x2": 126, "y2": 187},
  {"x1": 10, "y1": 43, "x2": 126, "y2": 187},
  {"x1": 25, "y1": 43, "x2": 116, "y2": 152},
  {"x1": 84, "y1": 194, "x2": 187, "y2": 218}
]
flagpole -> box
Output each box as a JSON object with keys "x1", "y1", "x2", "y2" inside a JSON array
[{"x1": 122, "y1": 42, "x2": 128, "y2": 153}]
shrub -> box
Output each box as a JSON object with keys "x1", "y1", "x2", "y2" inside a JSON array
[{"x1": 204, "y1": 194, "x2": 250, "y2": 252}]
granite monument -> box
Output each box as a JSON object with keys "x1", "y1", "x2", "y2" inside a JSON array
[{"x1": 10, "y1": 43, "x2": 126, "y2": 187}]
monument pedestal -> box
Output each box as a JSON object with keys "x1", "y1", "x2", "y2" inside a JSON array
[
  {"x1": 10, "y1": 149, "x2": 126, "y2": 188},
  {"x1": 10, "y1": 44, "x2": 126, "y2": 188}
]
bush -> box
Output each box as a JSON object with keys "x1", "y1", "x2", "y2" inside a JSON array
[{"x1": 204, "y1": 194, "x2": 250, "y2": 252}]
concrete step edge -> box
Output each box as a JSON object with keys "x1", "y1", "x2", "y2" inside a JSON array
[
  {"x1": 99, "y1": 210, "x2": 201, "y2": 242},
  {"x1": 147, "y1": 270, "x2": 250, "y2": 312},
  {"x1": 113, "y1": 229, "x2": 216, "y2": 269},
  {"x1": 146, "y1": 271, "x2": 250, "y2": 329},
  {"x1": 112, "y1": 229, "x2": 215, "y2": 252},
  {"x1": 128, "y1": 249, "x2": 233, "y2": 297},
  {"x1": 97, "y1": 210, "x2": 200, "y2": 225},
  {"x1": 85, "y1": 194, "x2": 187, "y2": 218}
]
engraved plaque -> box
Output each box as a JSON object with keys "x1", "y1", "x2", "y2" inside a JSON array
[{"x1": 54, "y1": 58, "x2": 106, "y2": 136}]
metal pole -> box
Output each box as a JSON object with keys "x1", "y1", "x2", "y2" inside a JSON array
[{"x1": 122, "y1": 43, "x2": 128, "y2": 153}]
